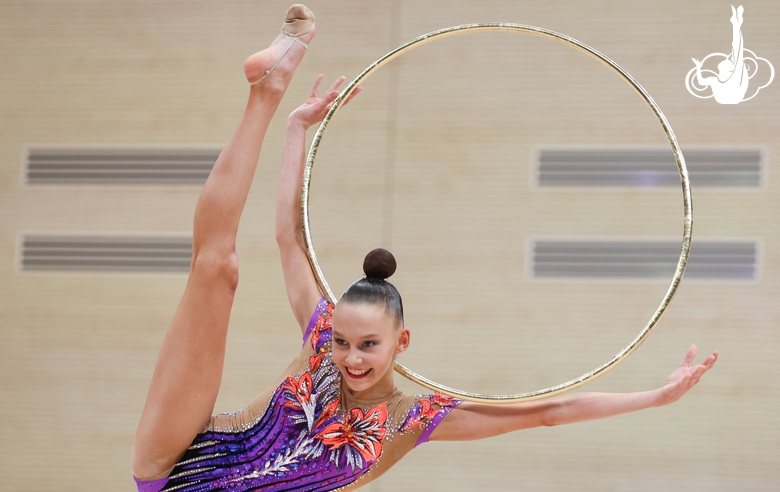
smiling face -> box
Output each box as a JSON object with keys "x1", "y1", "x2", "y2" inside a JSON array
[{"x1": 331, "y1": 301, "x2": 410, "y2": 400}]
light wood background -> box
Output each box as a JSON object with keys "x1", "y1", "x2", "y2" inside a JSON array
[{"x1": 1, "y1": 1, "x2": 778, "y2": 490}]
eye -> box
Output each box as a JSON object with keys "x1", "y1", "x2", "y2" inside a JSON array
[
  {"x1": 334, "y1": 338, "x2": 348, "y2": 346},
  {"x1": 361, "y1": 340, "x2": 377, "y2": 348}
]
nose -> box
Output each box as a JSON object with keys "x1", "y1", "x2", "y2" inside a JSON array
[{"x1": 345, "y1": 350, "x2": 363, "y2": 367}]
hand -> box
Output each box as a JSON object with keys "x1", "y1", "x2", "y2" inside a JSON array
[
  {"x1": 288, "y1": 75, "x2": 362, "y2": 129},
  {"x1": 691, "y1": 58, "x2": 703, "y2": 68},
  {"x1": 659, "y1": 345, "x2": 718, "y2": 405}
]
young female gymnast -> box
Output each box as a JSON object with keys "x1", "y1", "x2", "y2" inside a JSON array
[
  {"x1": 132, "y1": 5, "x2": 718, "y2": 491},
  {"x1": 691, "y1": 5, "x2": 749, "y2": 104}
]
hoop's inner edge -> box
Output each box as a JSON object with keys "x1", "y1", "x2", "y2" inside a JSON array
[{"x1": 301, "y1": 23, "x2": 693, "y2": 404}]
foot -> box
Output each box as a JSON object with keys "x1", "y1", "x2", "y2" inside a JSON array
[
  {"x1": 730, "y1": 5, "x2": 743, "y2": 27},
  {"x1": 244, "y1": 4, "x2": 316, "y2": 91}
]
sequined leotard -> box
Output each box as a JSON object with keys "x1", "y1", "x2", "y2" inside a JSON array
[{"x1": 135, "y1": 298, "x2": 461, "y2": 491}]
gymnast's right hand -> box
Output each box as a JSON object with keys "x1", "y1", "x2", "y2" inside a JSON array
[{"x1": 288, "y1": 74, "x2": 361, "y2": 130}]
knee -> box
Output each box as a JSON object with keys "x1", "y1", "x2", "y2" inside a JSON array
[{"x1": 190, "y1": 249, "x2": 240, "y2": 291}]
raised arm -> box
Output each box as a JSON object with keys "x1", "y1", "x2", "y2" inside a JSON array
[
  {"x1": 691, "y1": 58, "x2": 711, "y2": 87},
  {"x1": 430, "y1": 345, "x2": 718, "y2": 441},
  {"x1": 276, "y1": 75, "x2": 360, "y2": 332}
]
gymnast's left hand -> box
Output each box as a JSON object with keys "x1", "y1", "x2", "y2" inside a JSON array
[
  {"x1": 288, "y1": 75, "x2": 362, "y2": 130},
  {"x1": 658, "y1": 345, "x2": 718, "y2": 405}
]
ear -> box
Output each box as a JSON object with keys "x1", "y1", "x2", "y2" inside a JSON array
[{"x1": 395, "y1": 327, "x2": 410, "y2": 354}]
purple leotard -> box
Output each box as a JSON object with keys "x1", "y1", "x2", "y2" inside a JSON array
[{"x1": 135, "y1": 298, "x2": 460, "y2": 491}]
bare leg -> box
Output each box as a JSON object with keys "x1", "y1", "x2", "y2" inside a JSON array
[
  {"x1": 729, "y1": 6, "x2": 744, "y2": 64},
  {"x1": 132, "y1": 5, "x2": 315, "y2": 480}
]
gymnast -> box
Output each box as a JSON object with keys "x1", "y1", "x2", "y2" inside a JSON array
[
  {"x1": 132, "y1": 5, "x2": 718, "y2": 491},
  {"x1": 691, "y1": 5, "x2": 749, "y2": 104}
]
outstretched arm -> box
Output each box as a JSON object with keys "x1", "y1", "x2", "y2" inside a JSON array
[
  {"x1": 430, "y1": 345, "x2": 718, "y2": 441},
  {"x1": 276, "y1": 75, "x2": 360, "y2": 332}
]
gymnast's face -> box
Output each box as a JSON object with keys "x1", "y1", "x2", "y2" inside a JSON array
[{"x1": 331, "y1": 301, "x2": 410, "y2": 400}]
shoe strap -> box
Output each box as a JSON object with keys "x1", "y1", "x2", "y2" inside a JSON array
[
  {"x1": 282, "y1": 23, "x2": 314, "y2": 49},
  {"x1": 249, "y1": 34, "x2": 306, "y2": 86}
]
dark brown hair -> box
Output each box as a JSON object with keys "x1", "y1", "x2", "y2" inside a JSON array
[{"x1": 340, "y1": 248, "x2": 404, "y2": 326}]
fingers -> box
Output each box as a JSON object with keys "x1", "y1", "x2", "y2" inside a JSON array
[
  {"x1": 690, "y1": 365, "x2": 707, "y2": 384},
  {"x1": 343, "y1": 86, "x2": 362, "y2": 106},
  {"x1": 310, "y1": 74, "x2": 324, "y2": 98},
  {"x1": 304, "y1": 75, "x2": 362, "y2": 119},
  {"x1": 696, "y1": 352, "x2": 718, "y2": 379},
  {"x1": 681, "y1": 344, "x2": 697, "y2": 367},
  {"x1": 687, "y1": 352, "x2": 718, "y2": 386},
  {"x1": 320, "y1": 76, "x2": 359, "y2": 103},
  {"x1": 683, "y1": 374, "x2": 693, "y2": 387},
  {"x1": 327, "y1": 77, "x2": 361, "y2": 108},
  {"x1": 323, "y1": 90, "x2": 340, "y2": 110},
  {"x1": 703, "y1": 351, "x2": 719, "y2": 370},
  {"x1": 326, "y1": 84, "x2": 362, "y2": 111},
  {"x1": 662, "y1": 349, "x2": 717, "y2": 405},
  {"x1": 326, "y1": 76, "x2": 347, "y2": 94},
  {"x1": 681, "y1": 346, "x2": 718, "y2": 369}
]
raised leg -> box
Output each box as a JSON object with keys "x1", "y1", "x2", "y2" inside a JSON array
[{"x1": 132, "y1": 5, "x2": 315, "y2": 480}]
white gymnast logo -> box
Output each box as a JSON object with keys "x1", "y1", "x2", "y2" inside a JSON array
[{"x1": 685, "y1": 5, "x2": 774, "y2": 104}]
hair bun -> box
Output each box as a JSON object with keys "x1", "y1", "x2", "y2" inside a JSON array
[{"x1": 363, "y1": 248, "x2": 396, "y2": 280}]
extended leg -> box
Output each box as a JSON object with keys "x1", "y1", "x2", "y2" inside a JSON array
[
  {"x1": 729, "y1": 5, "x2": 744, "y2": 64},
  {"x1": 132, "y1": 5, "x2": 315, "y2": 480}
]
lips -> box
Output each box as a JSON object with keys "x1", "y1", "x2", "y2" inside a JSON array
[{"x1": 345, "y1": 367, "x2": 372, "y2": 379}]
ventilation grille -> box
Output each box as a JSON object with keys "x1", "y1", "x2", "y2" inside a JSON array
[
  {"x1": 536, "y1": 149, "x2": 762, "y2": 187},
  {"x1": 21, "y1": 235, "x2": 192, "y2": 273},
  {"x1": 26, "y1": 148, "x2": 221, "y2": 185},
  {"x1": 532, "y1": 240, "x2": 757, "y2": 279}
]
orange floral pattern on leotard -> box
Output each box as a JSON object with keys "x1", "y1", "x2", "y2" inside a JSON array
[
  {"x1": 315, "y1": 403, "x2": 389, "y2": 467},
  {"x1": 400, "y1": 393, "x2": 459, "y2": 432},
  {"x1": 310, "y1": 302, "x2": 334, "y2": 352},
  {"x1": 156, "y1": 299, "x2": 460, "y2": 492}
]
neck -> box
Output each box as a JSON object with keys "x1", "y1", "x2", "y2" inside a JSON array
[{"x1": 343, "y1": 374, "x2": 396, "y2": 402}]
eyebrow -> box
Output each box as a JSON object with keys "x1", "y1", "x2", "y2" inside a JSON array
[{"x1": 332, "y1": 330, "x2": 381, "y2": 340}]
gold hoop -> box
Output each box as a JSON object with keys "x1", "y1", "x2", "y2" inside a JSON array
[{"x1": 301, "y1": 24, "x2": 693, "y2": 403}]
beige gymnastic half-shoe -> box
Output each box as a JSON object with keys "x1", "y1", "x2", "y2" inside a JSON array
[{"x1": 249, "y1": 4, "x2": 315, "y2": 86}]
